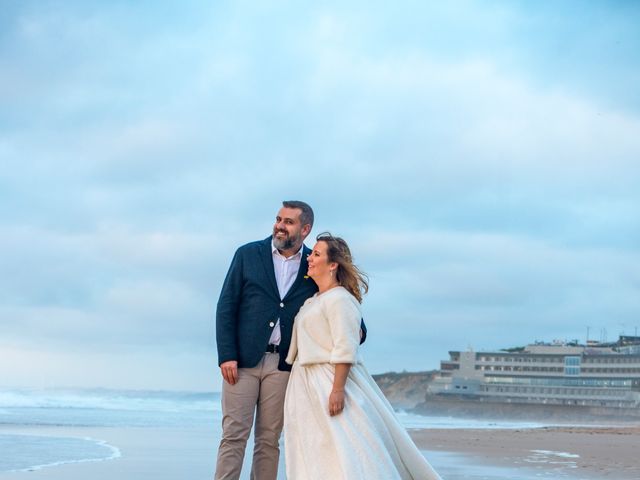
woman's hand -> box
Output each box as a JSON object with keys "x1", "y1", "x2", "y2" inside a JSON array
[
  {"x1": 330, "y1": 363, "x2": 351, "y2": 416},
  {"x1": 329, "y1": 389, "x2": 345, "y2": 416}
]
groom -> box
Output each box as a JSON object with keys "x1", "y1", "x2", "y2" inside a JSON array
[{"x1": 214, "y1": 200, "x2": 365, "y2": 479}]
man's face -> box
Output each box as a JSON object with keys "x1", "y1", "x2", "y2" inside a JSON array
[{"x1": 272, "y1": 207, "x2": 310, "y2": 252}]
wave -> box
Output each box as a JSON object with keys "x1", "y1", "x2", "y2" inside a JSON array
[
  {"x1": 395, "y1": 410, "x2": 547, "y2": 430},
  {"x1": 0, "y1": 388, "x2": 220, "y2": 413},
  {"x1": 0, "y1": 433, "x2": 121, "y2": 473}
]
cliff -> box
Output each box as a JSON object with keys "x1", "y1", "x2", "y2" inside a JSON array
[{"x1": 372, "y1": 370, "x2": 438, "y2": 409}]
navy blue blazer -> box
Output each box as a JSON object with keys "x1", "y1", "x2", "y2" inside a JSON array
[{"x1": 216, "y1": 236, "x2": 366, "y2": 372}]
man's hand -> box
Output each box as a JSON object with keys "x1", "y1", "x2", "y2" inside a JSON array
[{"x1": 220, "y1": 360, "x2": 239, "y2": 385}]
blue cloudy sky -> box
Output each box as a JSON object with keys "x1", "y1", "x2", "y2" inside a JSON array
[{"x1": 1, "y1": 1, "x2": 639, "y2": 391}]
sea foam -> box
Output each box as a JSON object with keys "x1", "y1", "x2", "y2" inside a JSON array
[{"x1": 0, "y1": 433, "x2": 121, "y2": 473}]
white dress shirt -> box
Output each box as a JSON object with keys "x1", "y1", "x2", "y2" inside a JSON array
[{"x1": 268, "y1": 241, "x2": 304, "y2": 345}]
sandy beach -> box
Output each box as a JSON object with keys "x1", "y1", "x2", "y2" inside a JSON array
[
  {"x1": 2, "y1": 423, "x2": 639, "y2": 479},
  {"x1": 412, "y1": 426, "x2": 640, "y2": 480},
  {"x1": 0, "y1": 425, "x2": 218, "y2": 480}
]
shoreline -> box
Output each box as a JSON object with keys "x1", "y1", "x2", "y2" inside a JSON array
[
  {"x1": 2, "y1": 424, "x2": 638, "y2": 479},
  {"x1": 0, "y1": 425, "x2": 218, "y2": 480},
  {"x1": 411, "y1": 425, "x2": 640, "y2": 479}
]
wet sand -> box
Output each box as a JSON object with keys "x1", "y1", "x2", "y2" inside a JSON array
[
  {"x1": 412, "y1": 426, "x2": 640, "y2": 479},
  {"x1": 0, "y1": 425, "x2": 217, "y2": 480},
  {"x1": 2, "y1": 424, "x2": 638, "y2": 479}
]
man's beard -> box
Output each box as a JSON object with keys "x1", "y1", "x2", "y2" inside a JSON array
[{"x1": 273, "y1": 229, "x2": 301, "y2": 251}]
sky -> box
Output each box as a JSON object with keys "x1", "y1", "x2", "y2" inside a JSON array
[{"x1": 1, "y1": 0, "x2": 639, "y2": 392}]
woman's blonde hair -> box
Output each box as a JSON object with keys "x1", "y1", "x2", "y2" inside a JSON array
[{"x1": 316, "y1": 232, "x2": 369, "y2": 303}]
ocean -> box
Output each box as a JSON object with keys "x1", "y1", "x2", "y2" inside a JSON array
[
  {"x1": 0, "y1": 388, "x2": 216, "y2": 473},
  {"x1": 0, "y1": 387, "x2": 573, "y2": 479}
]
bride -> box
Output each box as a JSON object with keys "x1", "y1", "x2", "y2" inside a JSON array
[{"x1": 284, "y1": 233, "x2": 441, "y2": 479}]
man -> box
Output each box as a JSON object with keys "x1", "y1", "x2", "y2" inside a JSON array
[{"x1": 215, "y1": 201, "x2": 366, "y2": 480}]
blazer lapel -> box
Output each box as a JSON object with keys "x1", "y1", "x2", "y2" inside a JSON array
[{"x1": 259, "y1": 237, "x2": 280, "y2": 299}]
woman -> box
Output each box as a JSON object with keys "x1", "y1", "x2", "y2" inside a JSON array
[{"x1": 284, "y1": 233, "x2": 441, "y2": 479}]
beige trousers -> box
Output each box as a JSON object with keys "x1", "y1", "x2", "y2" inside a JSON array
[{"x1": 214, "y1": 353, "x2": 290, "y2": 480}]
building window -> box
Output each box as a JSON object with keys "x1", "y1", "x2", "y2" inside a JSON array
[{"x1": 564, "y1": 356, "x2": 581, "y2": 376}]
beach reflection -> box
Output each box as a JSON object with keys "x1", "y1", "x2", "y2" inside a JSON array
[{"x1": 425, "y1": 450, "x2": 593, "y2": 480}]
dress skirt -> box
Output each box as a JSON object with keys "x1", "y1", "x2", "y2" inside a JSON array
[{"x1": 284, "y1": 361, "x2": 441, "y2": 480}]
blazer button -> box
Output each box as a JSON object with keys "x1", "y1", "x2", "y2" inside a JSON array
[
  {"x1": 269, "y1": 322, "x2": 275, "y2": 327},
  {"x1": 280, "y1": 302, "x2": 284, "y2": 308}
]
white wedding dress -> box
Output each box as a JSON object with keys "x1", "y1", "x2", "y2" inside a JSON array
[{"x1": 284, "y1": 287, "x2": 441, "y2": 480}]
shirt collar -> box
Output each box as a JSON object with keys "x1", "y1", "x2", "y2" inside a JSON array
[{"x1": 271, "y1": 239, "x2": 304, "y2": 259}]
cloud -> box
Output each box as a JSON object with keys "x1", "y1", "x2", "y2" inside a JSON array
[
  {"x1": 0, "y1": 344, "x2": 217, "y2": 390},
  {"x1": 354, "y1": 228, "x2": 640, "y2": 373},
  {"x1": 0, "y1": 1, "x2": 639, "y2": 389}
]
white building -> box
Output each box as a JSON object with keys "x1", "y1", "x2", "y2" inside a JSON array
[{"x1": 429, "y1": 336, "x2": 640, "y2": 408}]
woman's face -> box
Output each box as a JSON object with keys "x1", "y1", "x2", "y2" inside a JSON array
[{"x1": 307, "y1": 241, "x2": 337, "y2": 280}]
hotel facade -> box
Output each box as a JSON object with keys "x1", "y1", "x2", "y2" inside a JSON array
[{"x1": 428, "y1": 336, "x2": 640, "y2": 409}]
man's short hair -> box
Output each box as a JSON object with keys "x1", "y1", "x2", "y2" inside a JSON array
[{"x1": 282, "y1": 200, "x2": 314, "y2": 228}]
